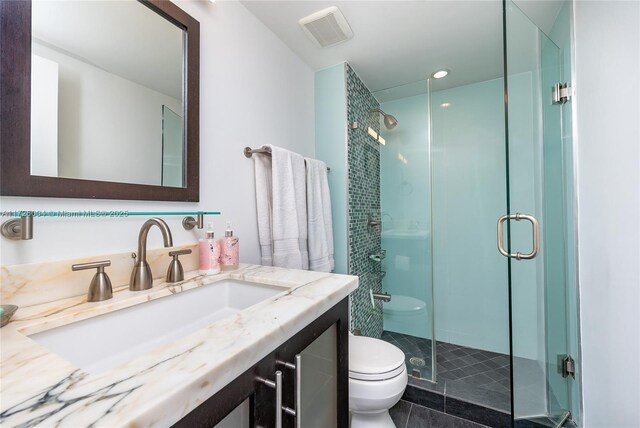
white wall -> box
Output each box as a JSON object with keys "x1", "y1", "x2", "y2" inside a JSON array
[
  {"x1": 314, "y1": 64, "x2": 348, "y2": 275},
  {"x1": 574, "y1": 1, "x2": 640, "y2": 426},
  {"x1": 0, "y1": 0, "x2": 315, "y2": 267}
]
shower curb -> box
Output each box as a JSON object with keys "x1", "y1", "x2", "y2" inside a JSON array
[{"x1": 402, "y1": 384, "x2": 511, "y2": 428}]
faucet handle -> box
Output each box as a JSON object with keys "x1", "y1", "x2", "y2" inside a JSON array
[
  {"x1": 169, "y1": 249, "x2": 192, "y2": 257},
  {"x1": 167, "y1": 249, "x2": 192, "y2": 283},
  {"x1": 72, "y1": 260, "x2": 113, "y2": 302},
  {"x1": 72, "y1": 260, "x2": 111, "y2": 271}
]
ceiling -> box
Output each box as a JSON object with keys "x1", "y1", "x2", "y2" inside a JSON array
[{"x1": 241, "y1": 0, "x2": 564, "y2": 98}]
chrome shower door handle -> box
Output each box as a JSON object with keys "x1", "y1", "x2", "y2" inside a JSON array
[
  {"x1": 497, "y1": 213, "x2": 539, "y2": 260},
  {"x1": 497, "y1": 215, "x2": 510, "y2": 258}
]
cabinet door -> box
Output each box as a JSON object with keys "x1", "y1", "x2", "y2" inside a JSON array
[
  {"x1": 277, "y1": 324, "x2": 339, "y2": 428},
  {"x1": 299, "y1": 324, "x2": 338, "y2": 428},
  {"x1": 213, "y1": 399, "x2": 250, "y2": 428},
  {"x1": 276, "y1": 299, "x2": 349, "y2": 428}
]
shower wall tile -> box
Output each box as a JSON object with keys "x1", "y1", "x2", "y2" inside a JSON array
[{"x1": 345, "y1": 63, "x2": 383, "y2": 338}]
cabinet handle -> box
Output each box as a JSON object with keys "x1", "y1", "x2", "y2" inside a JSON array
[
  {"x1": 281, "y1": 354, "x2": 302, "y2": 427},
  {"x1": 257, "y1": 370, "x2": 283, "y2": 428}
]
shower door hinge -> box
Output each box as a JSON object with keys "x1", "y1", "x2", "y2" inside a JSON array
[
  {"x1": 560, "y1": 355, "x2": 576, "y2": 379},
  {"x1": 552, "y1": 82, "x2": 571, "y2": 104}
]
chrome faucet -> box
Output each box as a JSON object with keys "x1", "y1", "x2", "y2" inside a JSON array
[{"x1": 130, "y1": 218, "x2": 173, "y2": 291}]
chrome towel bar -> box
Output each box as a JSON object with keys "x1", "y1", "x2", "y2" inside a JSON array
[{"x1": 244, "y1": 146, "x2": 330, "y2": 172}]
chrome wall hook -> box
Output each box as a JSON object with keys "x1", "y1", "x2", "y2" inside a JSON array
[{"x1": 1, "y1": 214, "x2": 33, "y2": 240}]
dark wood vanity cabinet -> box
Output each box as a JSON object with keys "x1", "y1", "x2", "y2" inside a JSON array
[{"x1": 173, "y1": 298, "x2": 349, "y2": 428}]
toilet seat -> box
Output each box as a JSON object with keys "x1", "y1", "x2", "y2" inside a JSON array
[{"x1": 349, "y1": 336, "x2": 405, "y2": 381}]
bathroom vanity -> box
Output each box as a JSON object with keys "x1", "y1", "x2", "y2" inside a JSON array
[
  {"x1": 179, "y1": 298, "x2": 349, "y2": 427},
  {"x1": 0, "y1": 264, "x2": 357, "y2": 427}
]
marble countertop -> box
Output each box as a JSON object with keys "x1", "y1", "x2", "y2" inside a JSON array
[{"x1": 0, "y1": 264, "x2": 358, "y2": 427}]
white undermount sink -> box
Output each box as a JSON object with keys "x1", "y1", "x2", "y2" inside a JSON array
[{"x1": 28, "y1": 279, "x2": 285, "y2": 374}]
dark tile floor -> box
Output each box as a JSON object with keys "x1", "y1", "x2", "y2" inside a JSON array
[
  {"x1": 381, "y1": 330, "x2": 513, "y2": 412},
  {"x1": 390, "y1": 399, "x2": 490, "y2": 428},
  {"x1": 382, "y1": 330, "x2": 562, "y2": 418},
  {"x1": 383, "y1": 330, "x2": 576, "y2": 426},
  {"x1": 514, "y1": 415, "x2": 577, "y2": 428}
]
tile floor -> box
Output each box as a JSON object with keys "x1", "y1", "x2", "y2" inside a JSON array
[
  {"x1": 390, "y1": 399, "x2": 490, "y2": 428},
  {"x1": 383, "y1": 331, "x2": 574, "y2": 426},
  {"x1": 381, "y1": 330, "x2": 534, "y2": 412},
  {"x1": 381, "y1": 330, "x2": 512, "y2": 411}
]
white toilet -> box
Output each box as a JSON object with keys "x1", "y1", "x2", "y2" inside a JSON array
[{"x1": 349, "y1": 335, "x2": 407, "y2": 428}]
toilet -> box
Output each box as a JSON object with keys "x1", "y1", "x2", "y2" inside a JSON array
[
  {"x1": 382, "y1": 295, "x2": 429, "y2": 339},
  {"x1": 349, "y1": 335, "x2": 407, "y2": 428}
]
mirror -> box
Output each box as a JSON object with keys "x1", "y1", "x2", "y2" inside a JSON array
[
  {"x1": 0, "y1": 0, "x2": 200, "y2": 201},
  {"x1": 31, "y1": 1, "x2": 184, "y2": 187}
]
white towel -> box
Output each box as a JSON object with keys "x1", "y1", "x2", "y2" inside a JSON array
[
  {"x1": 254, "y1": 151, "x2": 274, "y2": 266},
  {"x1": 305, "y1": 158, "x2": 334, "y2": 272},
  {"x1": 269, "y1": 145, "x2": 309, "y2": 270}
]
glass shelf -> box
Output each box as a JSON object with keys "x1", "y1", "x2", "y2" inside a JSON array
[
  {"x1": 1, "y1": 211, "x2": 220, "y2": 240},
  {"x1": 2, "y1": 210, "x2": 220, "y2": 218}
]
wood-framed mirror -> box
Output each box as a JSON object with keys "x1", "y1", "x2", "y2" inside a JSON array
[{"x1": 0, "y1": 0, "x2": 200, "y2": 202}]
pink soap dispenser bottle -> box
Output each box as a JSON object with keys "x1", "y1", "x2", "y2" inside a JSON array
[
  {"x1": 221, "y1": 221, "x2": 239, "y2": 271},
  {"x1": 199, "y1": 223, "x2": 221, "y2": 275}
]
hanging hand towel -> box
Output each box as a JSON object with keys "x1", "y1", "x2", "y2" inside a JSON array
[
  {"x1": 270, "y1": 145, "x2": 309, "y2": 269},
  {"x1": 254, "y1": 151, "x2": 274, "y2": 266},
  {"x1": 305, "y1": 158, "x2": 334, "y2": 272}
]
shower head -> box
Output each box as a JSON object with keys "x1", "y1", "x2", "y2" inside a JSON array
[
  {"x1": 384, "y1": 113, "x2": 398, "y2": 130},
  {"x1": 369, "y1": 108, "x2": 398, "y2": 130}
]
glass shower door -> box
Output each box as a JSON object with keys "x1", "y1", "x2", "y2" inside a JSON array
[
  {"x1": 504, "y1": 1, "x2": 572, "y2": 425},
  {"x1": 377, "y1": 81, "x2": 436, "y2": 383}
]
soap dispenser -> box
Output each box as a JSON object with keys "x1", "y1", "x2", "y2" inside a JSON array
[
  {"x1": 199, "y1": 223, "x2": 220, "y2": 275},
  {"x1": 220, "y1": 221, "x2": 239, "y2": 271}
]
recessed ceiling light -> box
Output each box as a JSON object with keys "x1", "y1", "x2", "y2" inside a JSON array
[
  {"x1": 432, "y1": 69, "x2": 449, "y2": 79},
  {"x1": 440, "y1": 102, "x2": 451, "y2": 108}
]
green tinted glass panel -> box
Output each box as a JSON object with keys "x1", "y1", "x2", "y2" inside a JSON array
[{"x1": 505, "y1": 0, "x2": 572, "y2": 423}]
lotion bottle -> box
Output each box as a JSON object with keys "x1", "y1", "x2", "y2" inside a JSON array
[
  {"x1": 220, "y1": 221, "x2": 239, "y2": 271},
  {"x1": 199, "y1": 223, "x2": 221, "y2": 275}
]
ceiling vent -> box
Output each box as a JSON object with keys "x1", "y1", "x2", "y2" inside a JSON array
[{"x1": 299, "y1": 6, "x2": 353, "y2": 48}]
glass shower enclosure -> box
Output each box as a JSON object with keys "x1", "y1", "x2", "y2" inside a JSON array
[
  {"x1": 505, "y1": 1, "x2": 576, "y2": 425},
  {"x1": 370, "y1": 0, "x2": 578, "y2": 424}
]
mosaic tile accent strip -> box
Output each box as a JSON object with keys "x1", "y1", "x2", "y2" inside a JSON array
[{"x1": 346, "y1": 63, "x2": 383, "y2": 338}]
